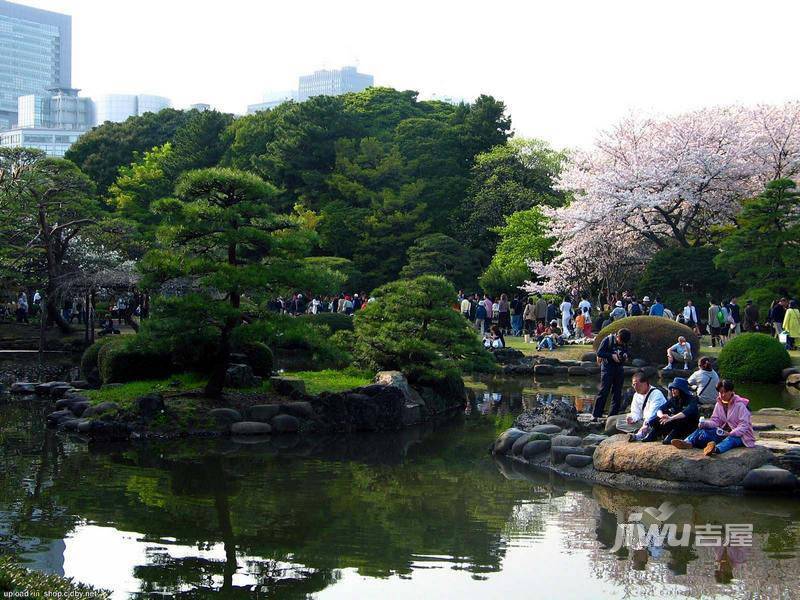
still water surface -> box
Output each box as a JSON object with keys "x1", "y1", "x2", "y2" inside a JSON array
[{"x1": 1, "y1": 376, "x2": 799, "y2": 599}]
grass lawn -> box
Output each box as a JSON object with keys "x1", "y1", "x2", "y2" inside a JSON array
[
  {"x1": 285, "y1": 369, "x2": 372, "y2": 394},
  {"x1": 502, "y1": 335, "x2": 593, "y2": 361}
]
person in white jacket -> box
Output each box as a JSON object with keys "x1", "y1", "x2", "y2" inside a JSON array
[{"x1": 617, "y1": 371, "x2": 667, "y2": 436}]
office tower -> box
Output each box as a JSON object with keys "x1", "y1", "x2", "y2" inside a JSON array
[
  {"x1": 94, "y1": 94, "x2": 171, "y2": 124},
  {"x1": 18, "y1": 87, "x2": 93, "y2": 130},
  {"x1": 0, "y1": 0, "x2": 71, "y2": 130},
  {"x1": 297, "y1": 66, "x2": 373, "y2": 102}
]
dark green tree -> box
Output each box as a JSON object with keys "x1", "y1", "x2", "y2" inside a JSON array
[
  {"x1": 400, "y1": 233, "x2": 481, "y2": 290},
  {"x1": 140, "y1": 168, "x2": 329, "y2": 398},
  {"x1": 167, "y1": 109, "x2": 234, "y2": 174},
  {"x1": 352, "y1": 275, "x2": 495, "y2": 381},
  {"x1": 715, "y1": 178, "x2": 800, "y2": 294},
  {"x1": 638, "y1": 246, "x2": 732, "y2": 310}
]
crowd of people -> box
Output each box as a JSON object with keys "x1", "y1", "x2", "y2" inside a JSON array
[
  {"x1": 455, "y1": 290, "x2": 800, "y2": 352},
  {"x1": 267, "y1": 292, "x2": 376, "y2": 316},
  {"x1": 593, "y1": 326, "x2": 753, "y2": 458}
]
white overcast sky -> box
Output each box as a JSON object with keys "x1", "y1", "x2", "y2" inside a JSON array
[{"x1": 22, "y1": 0, "x2": 800, "y2": 148}]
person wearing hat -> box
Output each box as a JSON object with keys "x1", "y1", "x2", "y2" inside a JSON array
[
  {"x1": 672, "y1": 379, "x2": 755, "y2": 456},
  {"x1": 609, "y1": 301, "x2": 627, "y2": 321},
  {"x1": 634, "y1": 377, "x2": 699, "y2": 444},
  {"x1": 592, "y1": 328, "x2": 631, "y2": 420},
  {"x1": 742, "y1": 299, "x2": 760, "y2": 332}
]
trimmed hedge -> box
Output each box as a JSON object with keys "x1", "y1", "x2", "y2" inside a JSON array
[
  {"x1": 299, "y1": 312, "x2": 354, "y2": 333},
  {"x1": 80, "y1": 336, "x2": 125, "y2": 379},
  {"x1": 718, "y1": 333, "x2": 791, "y2": 382},
  {"x1": 593, "y1": 316, "x2": 700, "y2": 367},
  {"x1": 241, "y1": 342, "x2": 274, "y2": 376},
  {"x1": 97, "y1": 338, "x2": 174, "y2": 384}
]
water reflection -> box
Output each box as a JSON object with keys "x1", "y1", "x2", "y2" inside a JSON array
[{"x1": 1, "y1": 397, "x2": 799, "y2": 598}]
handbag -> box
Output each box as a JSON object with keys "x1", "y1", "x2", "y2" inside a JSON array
[{"x1": 779, "y1": 330, "x2": 789, "y2": 344}]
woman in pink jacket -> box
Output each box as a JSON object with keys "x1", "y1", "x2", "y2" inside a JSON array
[{"x1": 671, "y1": 379, "x2": 755, "y2": 456}]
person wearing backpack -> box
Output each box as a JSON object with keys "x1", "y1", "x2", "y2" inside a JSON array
[
  {"x1": 708, "y1": 300, "x2": 725, "y2": 348},
  {"x1": 629, "y1": 298, "x2": 643, "y2": 316},
  {"x1": 618, "y1": 370, "x2": 667, "y2": 436}
]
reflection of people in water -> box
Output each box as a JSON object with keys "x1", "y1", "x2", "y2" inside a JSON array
[{"x1": 714, "y1": 545, "x2": 748, "y2": 584}]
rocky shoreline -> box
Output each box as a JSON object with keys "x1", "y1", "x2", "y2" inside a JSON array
[
  {"x1": 491, "y1": 396, "x2": 800, "y2": 495},
  {"x1": 14, "y1": 371, "x2": 468, "y2": 443}
]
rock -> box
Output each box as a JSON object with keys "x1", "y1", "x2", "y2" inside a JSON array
[
  {"x1": 49, "y1": 385, "x2": 74, "y2": 399},
  {"x1": 10, "y1": 382, "x2": 37, "y2": 394},
  {"x1": 55, "y1": 398, "x2": 77, "y2": 410},
  {"x1": 280, "y1": 401, "x2": 315, "y2": 420},
  {"x1": 565, "y1": 454, "x2": 593, "y2": 468},
  {"x1": 70, "y1": 380, "x2": 91, "y2": 389},
  {"x1": 492, "y1": 347, "x2": 525, "y2": 364},
  {"x1": 582, "y1": 434, "x2": 608, "y2": 446},
  {"x1": 522, "y1": 439, "x2": 551, "y2": 458},
  {"x1": 776, "y1": 448, "x2": 800, "y2": 475},
  {"x1": 533, "y1": 364, "x2": 554, "y2": 376},
  {"x1": 270, "y1": 376, "x2": 307, "y2": 396},
  {"x1": 631, "y1": 358, "x2": 648, "y2": 368},
  {"x1": 593, "y1": 434, "x2": 774, "y2": 486},
  {"x1": 604, "y1": 415, "x2": 621, "y2": 435},
  {"x1": 81, "y1": 402, "x2": 119, "y2": 418},
  {"x1": 271, "y1": 414, "x2": 300, "y2": 433},
  {"x1": 58, "y1": 419, "x2": 81, "y2": 432},
  {"x1": 580, "y1": 361, "x2": 597, "y2": 369},
  {"x1": 77, "y1": 420, "x2": 93, "y2": 433},
  {"x1": 580, "y1": 352, "x2": 597, "y2": 362},
  {"x1": 641, "y1": 366, "x2": 659, "y2": 380},
  {"x1": 782, "y1": 367, "x2": 800, "y2": 380},
  {"x1": 786, "y1": 373, "x2": 800, "y2": 388},
  {"x1": 247, "y1": 404, "x2": 281, "y2": 422},
  {"x1": 69, "y1": 401, "x2": 90, "y2": 417},
  {"x1": 553, "y1": 366, "x2": 569, "y2": 375},
  {"x1": 493, "y1": 428, "x2": 527, "y2": 454},
  {"x1": 373, "y1": 371, "x2": 425, "y2": 407},
  {"x1": 567, "y1": 366, "x2": 588, "y2": 376},
  {"x1": 136, "y1": 393, "x2": 164, "y2": 418},
  {"x1": 231, "y1": 421, "x2": 272, "y2": 435},
  {"x1": 752, "y1": 422, "x2": 776, "y2": 431},
  {"x1": 531, "y1": 424, "x2": 562, "y2": 435},
  {"x1": 225, "y1": 364, "x2": 255, "y2": 388},
  {"x1": 551, "y1": 445, "x2": 584, "y2": 463},
  {"x1": 208, "y1": 408, "x2": 242, "y2": 424},
  {"x1": 551, "y1": 435, "x2": 582, "y2": 447},
  {"x1": 584, "y1": 444, "x2": 598, "y2": 456},
  {"x1": 510, "y1": 432, "x2": 545, "y2": 456},
  {"x1": 623, "y1": 366, "x2": 638, "y2": 377},
  {"x1": 64, "y1": 392, "x2": 89, "y2": 403},
  {"x1": 742, "y1": 465, "x2": 797, "y2": 492},
  {"x1": 789, "y1": 438, "x2": 800, "y2": 445},
  {"x1": 46, "y1": 409, "x2": 73, "y2": 425}
]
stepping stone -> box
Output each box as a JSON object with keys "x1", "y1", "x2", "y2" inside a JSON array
[
  {"x1": 742, "y1": 465, "x2": 798, "y2": 492},
  {"x1": 208, "y1": 408, "x2": 242, "y2": 424},
  {"x1": 758, "y1": 430, "x2": 800, "y2": 440},
  {"x1": 522, "y1": 439, "x2": 551, "y2": 459},
  {"x1": 582, "y1": 434, "x2": 608, "y2": 445},
  {"x1": 493, "y1": 428, "x2": 527, "y2": 454},
  {"x1": 753, "y1": 423, "x2": 776, "y2": 431},
  {"x1": 565, "y1": 454, "x2": 593, "y2": 468},
  {"x1": 230, "y1": 421, "x2": 272, "y2": 435},
  {"x1": 788, "y1": 438, "x2": 800, "y2": 445},
  {"x1": 270, "y1": 414, "x2": 300, "y2": 434},
  {"x1": 532, "y1": 424, "x2": 561, "y2": 434},
  {"x1": 248, "y1": 404, "x2": 280, "y2": 422},
  {"x1": 551, "y1": 445, "x2": 584, "y2": 463},
  {"x1": 756, "y1": 440, "x2": 796, "y2": 454},
  {"x1": 552, "y1": 435, "x2": 582, "y2": 447}
]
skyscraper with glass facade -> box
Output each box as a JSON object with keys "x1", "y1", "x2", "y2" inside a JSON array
[
  {"x1": 297, "y1": 66, "x2": 373, "y2": 102},
  {"x1": 93, "y1": 94, "x2": 171, "y2": 124},
  {"x1": 0, "y1": 0, "x2": 71, "y2": 130}
]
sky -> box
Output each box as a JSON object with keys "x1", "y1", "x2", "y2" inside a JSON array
[{"x1": 20, "y1": 0, "x2": 800, "y2": 149}]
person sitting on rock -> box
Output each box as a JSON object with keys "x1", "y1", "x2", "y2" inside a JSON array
[
  {"x1": 638, "y1": 377, "x2": 699, "y2": 444},
  {"x1": 621, "y1": 370, "x2": 667, "y2": 438},
  {"x1": 663, "y1": 336, "x2": 692, "y2": 371},
  {"x1": 671, "y1": 379, "x2": 755, "y2": 456},
  {"x1": 484, "y1": 325, "x2": 505, "y2": 350},
  {"x1": 688, "y1": 357, "x2": 720, "y2": 404}
]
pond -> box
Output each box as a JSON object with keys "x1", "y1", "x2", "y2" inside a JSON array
[{"x1": 1, "y1": 374, "x2": 799, "y2": 599}]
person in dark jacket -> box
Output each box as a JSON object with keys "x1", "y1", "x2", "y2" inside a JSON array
[
  {"x1": 742, "y1": 300, "x2": 760, "y2": 332},
  {"x1": 592, "y1": 328, "x2": 631, "y2": 420},
  {"x1": 640, "y1": 377, "x2": 699, "y2": 444}
]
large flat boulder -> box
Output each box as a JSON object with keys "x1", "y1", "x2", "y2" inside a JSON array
[{"x1": 593, "y1": 434, "x2": 773, "y2": 487}]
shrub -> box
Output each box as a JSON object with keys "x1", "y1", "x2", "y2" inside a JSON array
[
  {"x1": 80, "y1": 336, "x2": 125, "y2": 379},
  {"x1": 352, "y1": 275, "x2": 496, "y2": 382},
  {"x1": 593, "y1": 316, "x2": 699, "y2": 367},
  {"x1": 240, "y1": 342, "x2": 273, "y2": 376},
  {"x1": 298, "y1": 312, "x2": 354, "y2": 333},
  {"x1": 97, "y1": 337, "x2": 174, "y2": 384},
  {"x1": 717, "y1": 333, "x2": 790, "y2": 382}
]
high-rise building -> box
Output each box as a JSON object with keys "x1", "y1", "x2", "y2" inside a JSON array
[
  {"x1": 297, "y1": 66, "x2": 373, "y2": 102},
  {"x1": 18, "y1": 87, "x2": 93, "y2": 130},
  {"x1": 0, "y1": 0, "x2": 72, "y2": 130},
  {"x1": 0, "y1": 126, "x2": 85, "y2": 157},
  {"x1": 94, "y1": 94, "x2": 171, "y2": 124},
  {"x1": 247, "y1": 90, "x2": 297, "y2": 114}
]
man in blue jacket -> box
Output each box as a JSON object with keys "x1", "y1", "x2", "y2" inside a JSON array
[{"x1": 592, "y1": 328, "x2": 631, "y2": 420}]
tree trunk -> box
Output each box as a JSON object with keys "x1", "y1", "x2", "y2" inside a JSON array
[
  {"x1": 204, "y1": 320, "x2": 234, "y2": 399},
  {"x1": 47, "y1": 295, "x2": 71, "y2": 335}
]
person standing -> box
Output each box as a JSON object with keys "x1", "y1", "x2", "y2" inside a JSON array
[
  {"x1": 523, "y1": 298, "x2": 536, "y2": 344},
  {"x1": 460, "y1": 294, "x2": 472, "y2": 320},
  {"x1": 475, "y1": 300, "x2": 488, "y2": 335},
  {"x1": 782, "y1": 300, "x2": 800, "y2": 351},
  {"x1": 545, "y1": 299, "x2": 558, "y2": 324},
  {"x1": 742, "y1": 300, "x2": 759, "y2": 332},
  {"x1": 559, "y1": 296, "x2": 573, "y2": 337},
  {"x1": 578, "y1": 295, "x2": 592, "y2": 317},
  {"x1": 16, "y1": 292, "x2": 28, "y2": 323},
  {"x1": 708, "y1": 300, "x2": 724, "y2": 348},
  {"x1": 592, "y1": 328, "x2": 631, "y2": 420},
  {"x1": 727, "y1": 298, "x2": 742, "y2": 337},
  {"x1": 682, "y1": 300, "x2": 699, "y2": 335},
  {"x1": 770, "y1": 298, "x2": 788, "y2": 338},
  {"x1": 648, "y1": 297, "x2": 665, "y2": 317},
  {"x1": 510, "y1": 295, "x2": 523, "y2": 336},
  {"x1": 498, "y1": 293, "x2": 511, "y2": 334},
  {"x1": 609, "y1": 300, "x2": 627, "y2": 321},
  {"x1": 535, "y1": 295, "x2": 548, "y2": 324}
]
